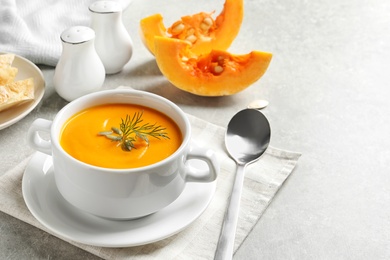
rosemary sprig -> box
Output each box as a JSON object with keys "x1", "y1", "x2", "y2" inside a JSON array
[{"x1": 98, "y1": 111, "x2": 170, "y2": 151}]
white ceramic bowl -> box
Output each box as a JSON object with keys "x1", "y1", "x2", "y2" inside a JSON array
[{"x1": 27, "y1": 89, "x2": 219, "y2": 219}]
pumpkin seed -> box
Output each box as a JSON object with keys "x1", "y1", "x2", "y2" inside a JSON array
[
  {"x1": 106, "y1": 135, "x2": 122, "y2": 141},
  {"x1": 111, "y1": 127, "x2": 122, "y2": 135},
  {"x1": 171, "y1": 23, "x2": 185, "y2": 34},
  {"x1": 185, "y1": 35, "x2": 197, "y2": 43},
  {"x1": 200, "y1": 17, "x2": 213, "y2": 31},
  {"x1": 203, "y1": 17, "x2": 213, "y2": 26},
  {"x1": 98, "y1": 130, "x2": 113, "y2": 136},
  {"x1": 214, "y1": 65, "x2": 224, "y2": 74},
  {"x1": 248, "y1": 99, "x2": 269, "y2": 110},
  {"x1": 186, "y1": 28, "x2": 195, "y2": 36}
]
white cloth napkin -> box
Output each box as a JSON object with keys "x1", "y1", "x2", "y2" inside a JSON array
[
  {"x1": 0, "y1": 0, "x2": 132, "y2": 66},
  {"x1": 0, "y1": 113, "x2": 301, "y2": 259}
]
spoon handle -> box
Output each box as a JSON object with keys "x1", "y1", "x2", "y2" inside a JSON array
[{"x1": 214, "y1": 164, "x2": 246, "y2": 260}]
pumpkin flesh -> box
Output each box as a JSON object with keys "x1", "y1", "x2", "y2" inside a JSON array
[
  {"x1": 154, "y1": 37, "x2": 272, "y2": 96},
  {"x1": 140, "y1": 0, "x2": 244, "y2": 55}
]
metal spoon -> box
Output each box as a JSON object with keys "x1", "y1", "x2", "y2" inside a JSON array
[{"x1": 214, "y1": 109, "x2": 271, "y2": 260}]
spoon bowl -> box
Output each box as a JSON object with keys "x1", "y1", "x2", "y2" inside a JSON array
[
  {"x1": 226, "y1": 109, "x2": 271, "y2": 165},
  {"x1": 215, "y1": 109, "x2": 271, "y2": 260}
]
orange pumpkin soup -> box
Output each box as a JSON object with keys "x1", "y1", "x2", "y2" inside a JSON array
[{"x1": 60, "y1": 104, "x2": 182, "y2": 169}]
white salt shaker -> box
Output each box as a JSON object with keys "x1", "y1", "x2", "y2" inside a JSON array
[
  {"x1": 54, "y1": 26, "x2": 105, "y2": 102},
  {"x1": 89, "y1": 0, "x2": 133, "y2": 74}
]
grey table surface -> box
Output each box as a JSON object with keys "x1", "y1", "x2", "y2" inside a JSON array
[{"x1": 1, "y1": 0, "x2": 390, "y2": 259}]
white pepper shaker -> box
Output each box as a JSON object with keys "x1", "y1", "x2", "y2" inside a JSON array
[
  {"x1": 53, "y1": 26, "x2": 105, "y2": 102},
  {"x1": 89, "y1": 0, "x2": 133, "y2": 74}
]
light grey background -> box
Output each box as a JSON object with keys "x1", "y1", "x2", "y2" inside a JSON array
[{"x1": 1, "y1": 0, "x2": 390, "y2": 259}]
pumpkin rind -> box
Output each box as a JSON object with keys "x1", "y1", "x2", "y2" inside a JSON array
[
  {"x1": 140, "y1": 14, "x2": 166, "y2": 55},
  {"x1": 154, "y1": 37, "x2": 273, "y2": 96},
  {"x1": 140, "y1": 0, "x2": 244, "y2": 55}
]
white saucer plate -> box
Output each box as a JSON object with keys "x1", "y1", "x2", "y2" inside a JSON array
[
  {"x1": 22, "y1": 152, "x2": 216, "y2": 247},
  {"x1": 0, "y1": 52, "x2": 45, "y2": 130}
]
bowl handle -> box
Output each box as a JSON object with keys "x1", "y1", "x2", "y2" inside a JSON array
[
  {"x1": 27, "y1": 118, "x2": 53, "y2": 155},
  {"x1": 185, "y1": 144, "x2": 219, "y2": 183}
]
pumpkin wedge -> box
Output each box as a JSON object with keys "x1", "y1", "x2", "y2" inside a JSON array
[
  {"x1": 154, "y1": 37, "x2": 272, "y2": 96},
  {"x1": 140, "y1": 0, "x2": 244, "y2": 55}
]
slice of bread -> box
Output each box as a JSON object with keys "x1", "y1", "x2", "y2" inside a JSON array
[
  {"x1": 0, "y1": 67, "x2": 18, "y2": 85},
  {"x1": 0, "y1": 54, "x2": 18, "y2": 85},
  {"x1": 0, "y1": 53, "x2": 35, "y2": 112},
  {"x1": 0, "y1": 78, "x2": 35, "y2": 112},
  {"x1": 0, "y1": 53, "x2": 15, "y2": 68}
]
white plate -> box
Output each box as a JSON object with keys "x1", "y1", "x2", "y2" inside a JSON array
[
  {"x1": 0, "y1": 53, "x2": 45, "y2": 130},
  {"x1": 22, "y1": 152, "x2": 216, "y2": 247}
]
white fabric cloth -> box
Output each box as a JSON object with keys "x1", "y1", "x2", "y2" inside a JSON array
[
  {"x1": 0, "y1": 112, "x2": 301, "y2": 259},
  {"x1": 0, "y1": 0, "x2": 132, "y2": 66}
]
